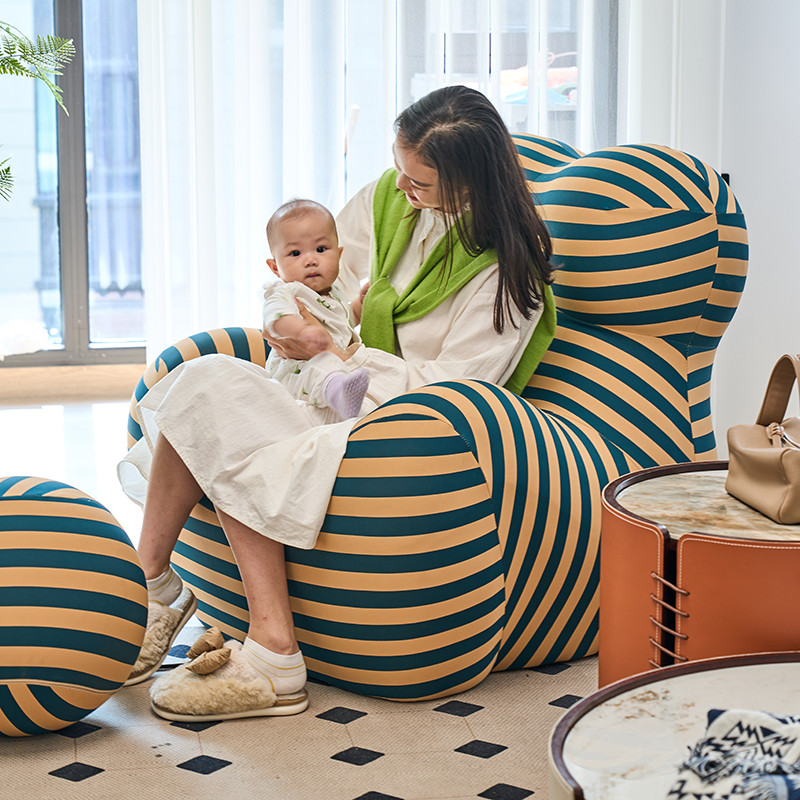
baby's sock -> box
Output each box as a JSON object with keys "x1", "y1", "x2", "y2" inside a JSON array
[
  {"x1": 322, "y1": 367, "x2": 369, "y2": 419},
  {"x1": 145, "y1": 566, "x2": 183, "y2": 606},
  {"x1": 242, "y1": 637, "x2": 307, "y2": 695}
]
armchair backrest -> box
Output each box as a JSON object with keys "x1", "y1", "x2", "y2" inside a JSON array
[{"x1": 515, "y1": 134, "x2": 748, "y2": 466}]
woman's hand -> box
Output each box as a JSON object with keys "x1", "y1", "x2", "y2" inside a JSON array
[{"x1": 263, "y1": 303, "x2": 337, "y2": 361}]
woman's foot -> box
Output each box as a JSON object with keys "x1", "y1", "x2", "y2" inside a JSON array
[
  {"x1": 125, "y1": 571, "x2": 197, "y2": 686},
  {"x1": 241, "y1": 637, "x2": 307, "y2": 695},
  {"x1": 145, "y1": 565, "x2": 184, "y2": 605},
  {"x1": 149, "y1": 634, "x2": 308, "y2": 722}
]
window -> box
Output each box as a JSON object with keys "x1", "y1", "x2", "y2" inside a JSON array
[
  {"x1": 344, "y1": 0, "x2": 618, "y2": 204},
  {"x1": 1, "y1": 1, "x2": 618, "y2": 362},
  {"x1": 0, "y1": 0, "x2": 144, "y2": 366}
]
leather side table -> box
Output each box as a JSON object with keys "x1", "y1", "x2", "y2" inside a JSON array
[{"x1": 599, "y1": 460, "x2": 800, "y2": 687}]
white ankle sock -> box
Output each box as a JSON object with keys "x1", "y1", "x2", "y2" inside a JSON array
[
  {"x1": 242, "y1": 637, "x2": 307, "y2": 695},
  {"x1": 145, "y1": 566, "x2": 183, "y2": 606},
  {"x1": 322, "y1": 368, "x2": 369, "y2": 419}
]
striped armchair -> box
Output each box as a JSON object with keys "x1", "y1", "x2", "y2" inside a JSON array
[{"x1": 126, "y1": 135, "x2": 747, "y2": 701}]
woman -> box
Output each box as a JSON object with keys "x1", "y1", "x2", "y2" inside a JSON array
[{"x1": 121, "y1": 85, "x2": 556, "y2": 722}]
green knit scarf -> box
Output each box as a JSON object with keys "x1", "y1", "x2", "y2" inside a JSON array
[{"x1": 358, "y1": 168, "x2": 556, "y2": 395}]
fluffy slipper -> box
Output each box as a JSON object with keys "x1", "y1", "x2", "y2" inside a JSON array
[
  {"x1": 150, "y1": 640, "x2": 309, "y2": 722},
  {"x1": 125, "y1": 586, "x2": 198, "y2": 686},
  {"x1": 186, "y1": 647, "x2": 231, "y2": 674},
  {"x1": 186, "y1": 626, "x2": 225, "y2": 660}
]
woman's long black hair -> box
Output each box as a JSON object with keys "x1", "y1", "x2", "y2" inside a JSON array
[{"x1": 394, "y1": 85, "x2": 554, "y2": 334}]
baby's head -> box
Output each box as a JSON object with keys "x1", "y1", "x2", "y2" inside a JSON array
[{"x1": 266, "y1": 199, "x2": 342, "y2": 295}]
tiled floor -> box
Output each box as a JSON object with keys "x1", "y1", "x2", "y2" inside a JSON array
[{"x1": 0, "y1": 397, "x2": 600, "y2": 800}]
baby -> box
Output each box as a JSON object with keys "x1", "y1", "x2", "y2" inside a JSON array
[{"x1": 262, "y1": 199, "x2": 369, "y2": 420}]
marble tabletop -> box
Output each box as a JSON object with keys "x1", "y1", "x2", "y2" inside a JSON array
[
  {"x1": 617, "y1": 469, "x2": 800, "y2": 542},
  {"x1": 561, "y1": 660, "x2": 800, "y2": 798}
]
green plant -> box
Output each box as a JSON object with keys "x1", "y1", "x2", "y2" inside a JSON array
[{"x1": 0, "y1": 20, "x2": 75, "y2": 200}]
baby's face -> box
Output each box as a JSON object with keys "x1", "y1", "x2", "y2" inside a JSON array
[{"x1": 268, "y1": 211, "x2": 341, "y2": 294}]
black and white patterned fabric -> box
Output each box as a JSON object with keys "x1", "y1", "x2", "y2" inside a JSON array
[{"x1": 667, "y1": 710, "x2": 800, "y2": 799}]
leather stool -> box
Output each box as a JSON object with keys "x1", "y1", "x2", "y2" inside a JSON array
[{"x1": 599, "y1": 461, "x2": 800, "y2": 686}]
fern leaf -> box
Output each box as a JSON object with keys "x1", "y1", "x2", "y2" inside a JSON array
[
  {"x1": 0, "y1": 24, "x2": 74, "y2": 112},
  {"x1": 0, "y1": 156, "x2": 12, "y2": 202},
  {"x1": 0, "y1": 22, "x2": 75, "y2": 200}
]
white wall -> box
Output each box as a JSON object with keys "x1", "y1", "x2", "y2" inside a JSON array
[
  {"x1": 620, "y1": 0, "x2": 799, "y2": 456},
  {"x1": 714, "y1": 0, "x2": 800, "y2": 453},
  {"x1": 618, "y1": 0, "x2": 726, "y2": 166}
]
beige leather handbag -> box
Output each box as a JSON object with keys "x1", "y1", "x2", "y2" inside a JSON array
[{"x1": 726, "y1": 353, "x2": 800, "y2": 524}]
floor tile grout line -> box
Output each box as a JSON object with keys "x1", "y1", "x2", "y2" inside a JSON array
[
  {"x1": 459, "y1": 715, "x2": 473, "y2": 749},
  {"x1": 464, "y1": 715, "x2": 475, "y2": 738}
]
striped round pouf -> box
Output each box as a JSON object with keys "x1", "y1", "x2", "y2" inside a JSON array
[{"x1": 0, "y1": 476, "x2": 148, "y2": 736}]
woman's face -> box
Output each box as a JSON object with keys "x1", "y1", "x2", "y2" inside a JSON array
[{"x1": 393, "y1": 142, "x2": 443, "y2": 210}]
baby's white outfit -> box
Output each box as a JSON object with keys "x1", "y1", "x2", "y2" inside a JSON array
[
  {"x1": 262, "y1": 280, "x2": 363, "y2": 415},
  {"x1": 119, "y1": 186, "x2": 540, "y2": 551}
]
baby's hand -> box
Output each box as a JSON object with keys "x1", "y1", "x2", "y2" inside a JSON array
[
  {"x1": 298, "y1": 324, "x2": 330, "y2": 353},
  {"x1": 351, "y1": 281, "x2": 370, "y2": 325}
]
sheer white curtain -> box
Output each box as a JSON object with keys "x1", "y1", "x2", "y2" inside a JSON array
[
  {"x1": 137, "y1": 0, "x2": 619, "y2": 360},
  {"x1": 137, "y1": 0, "x2": 337, "y2": 359}
]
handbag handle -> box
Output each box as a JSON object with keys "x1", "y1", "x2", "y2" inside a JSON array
[{"x1": 756, "y1": 353, "x2": 800, "y2": 426}]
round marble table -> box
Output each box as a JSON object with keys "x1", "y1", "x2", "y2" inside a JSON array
[
  {"x1": 549, "y1": 652, "x2": 800, "y2": 799},
  {"x1": 616, "y1": 464, "x2": 799, "y2": 543}
]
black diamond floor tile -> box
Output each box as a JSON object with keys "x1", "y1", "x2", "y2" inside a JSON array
[
  {"x1": 317, "y1": 706, "x2": 368, "y2": 724},
  {"x1": 479, "y1": 783, "x2": 534, "y2": 799},
  {"x1": 454, "y1": 740, "x2": 508, "y2": 759},
  {"x1": 170, "y1": 720, "x2": 223, "y2": 732},
  {"x1": 434, "y1": 700, "x2": 484, "y2": 717},
  {"x1": 48, "y1": 762, "x2": 105, "y2": 782},
  {"x1": 331, "y1": 747, "x2": 385, "y2": 766},
  {"x1": 55, "y1": 721, "x2": 101, "y2": 739},
  {"x1": 549, "y1": 693, "x2": 583, "y2": 708},
  {"x1": 177, "y1": 755, "x2": 232, "y2": 775},
  {"x1": 353, "y1": 793, "x2": 404, "y2": 800},
  {"x1": 530, "y1": 662, "x2": 571, "y2": 675}
]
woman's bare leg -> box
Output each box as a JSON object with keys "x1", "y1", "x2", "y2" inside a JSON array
[
  {"x1": 217, "y1": 509, "x2": 299, "y2": 655},
  {"x1": 137, "y1": 433, "x2": 204, "y2": 580},
  {"x1": 125, "y1": 433, "x2": 205, "y2": 685},
  {"x1": 133, "y1": 433, "x2": 305, "y2": 704},
  {"x1": 138, "y1": 433, "x2": 298, "y2": 654}
]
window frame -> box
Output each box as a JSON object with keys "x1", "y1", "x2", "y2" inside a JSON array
[{"x1": 1, "y1": 0, "x2": 145, "y2": 368}]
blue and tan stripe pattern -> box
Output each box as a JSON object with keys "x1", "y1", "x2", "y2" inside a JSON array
[
  {"x1": 126, "y1": 135, "x2": 747, "y2": 700},
  {"x1": 127, "y1": 327, "x2": 269, "y2": 449},
  {"x1": 286, "y1": 382, "x2": 616, "y2": 698},
  {"x1": 0, "y1": 477, "x2": 147, "y2": 736},
  {"x1": 515, "y1": 133, "x2": 748, "y2": 461}
]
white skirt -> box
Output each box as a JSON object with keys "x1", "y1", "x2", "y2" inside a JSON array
[{"x1": 117, "y1": 354, "x2": 358, "y2": 550}]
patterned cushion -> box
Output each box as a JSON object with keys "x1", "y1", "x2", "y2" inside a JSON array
[{"x1": 0, "y1": 477, "x2": 147, "y2": 736}]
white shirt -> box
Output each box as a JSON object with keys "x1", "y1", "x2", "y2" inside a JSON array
[
  {"x1": 119, "y1": 178, "x2": 543, "y2": 550},
  {"x1": 334, "y1": 178, "x2": 541, "y2": 407}
]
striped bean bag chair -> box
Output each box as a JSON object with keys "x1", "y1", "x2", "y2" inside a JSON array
[
  {"x1": 0, "y1": 477, "x2": 147, "y2": 735},
  {"x1": 126, "y1": 135, "x2": 747, "y2": 700}
]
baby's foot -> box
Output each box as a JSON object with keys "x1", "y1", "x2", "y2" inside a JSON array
[{"x1": 323, "y1": 368, "x2": 369, "y2": 419}]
